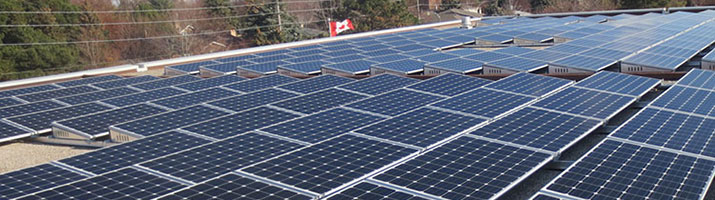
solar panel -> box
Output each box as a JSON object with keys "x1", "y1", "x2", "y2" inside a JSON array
[
  {"x1": 575, "y1": 71, "x2": 659, "y2": 97},
  {"x1": 7, "y1": 103, "x2": 113, "y2": 132},
  {"x1": 59, "y1": 131, "x2": 208, "y2": 174},
  {"x1": 356, "y1": 107, "x2": 486, "y2": 148},
  {"x1": 328, "y1": 182, "x2": 430, "y2": 200},
  {"x1": 214, "y1": 54, "x2": 257, "y2": 63},
  {"x1": 372, "y1": 59, "x2": 426, "y2": 74},
  {"x1": 642, "y1": 46, "x2": 699, "y2": 58},
  {"x1": 152, "y1": 88, "x2": 241, "y2": 109},
  {"x1": 485, "y1": 73, "x2": 572, "y2": 97},
  {"x1": 623, "y1": 53, "x2": 690, "y2": 70},
  {"x1": 261, "y1": 108, "x2": 384, "y2": 144},
  {"x1": 223, "y1": 75, "x2": 298, "y2": 93},
  {"x1": 181, "y1": 107, "x2": 301, "y2": 140},
  {"x1": 518, "y1": 50, "x2": 570, "y2": 62},
  {"x1": 272, "y1": 88, "x2": 367, "y2": 114},
  {"x1": 92, "y1": 75, "x2": 160, "y2": 89},
  {"x1": 374, "y1": 136, "x2": 552, "y2": 200},
  {"x1": 242, "y1": 134, "x2": 418, "y2": 195},
  {"x1": 339, "y1": 74, "x2": 419, "y2": 95},
  {"x1": 0, "y1": 164, "x2": 88, "y2": 199},
  {"x1": 361, "y1": 49, "x2": 402, "y2": 57},
  {"x1": 444, "y1": 35, "x2": 478, "y2": 44},
  {"x1": 531, "y1": 192, "x2": 564, "y2": 200},
  {"x1": 550, "y1": 54, "x2": 616, "y2": 71},
  {"x1": 432, "y1": 88, "x2": 534, "y2": 118},
  {"x1": 532, "y1": 87, "x2": 634, "y2": 119},
  {"x1": 110, "y1": 105, "x2": 231, "y2": 138},
  {"x1": 443, "y1": 48, "x2": 483, "y2": 56},
  {"x1": 141, "y1": 132, "x2": 304, "y2": 183},
  {"x1": 555, "y1": 31, "x2": 590, "y2": 40},
  {"x1": 414, "y1": 53, "x2": 459, "y2": 63},
  {"x1": 323, "y1": 49, "x2": 362, "y2": 57},
  {"x1": 346, "y1": 89, "x2": 444, "y2": 116},
  {"x1": 55, "y1": 75, "x2": 123, "y2": 87},
  {"x1": 0, "y1": 100, "x2": 66, "y2": 119},
  {"x1": 207, "y1": 89, "x2": 299, "y2": 112},
  {"x1": 425, "y1": 58, "x2": 484, "y2": 74},
  {"x1": 366, "y1": 54, "x2": 411, "y2": 63},
  {"x1": 323, "y1": 60, "x2": 376, "y2": 75},
  {"x1": 650, "y1": 85, "x2": 715, "y2": 117},
  {"x1": 55, "y1": 87, "x2": 139, "y2": 105},
  {"x1": 166, "y1": 60, "x2": 220, "y2": 74},
  {"x1": 325, "y1": 54, "x2": 367, "y2": 63},
  {"x1": 53, "y1": 104, "x2": 168, "y2": 138},
  {"x1": 407, "y1": 73, "x2": 491, "y2": 97},
  {"x1": 400, "y1": 49, "x2": 438, "y2": 57},
  {"x1": 577, "y1": 48, "x2": 632, "y2": 60},
  {"x1": 676, "y1": 69, "x2": 715, "y2": 90},
  {"x1": 544, "y1": 44, "x2": 591, "y2": 54},
  {"x1": 515, "y1": 33, "x2": 553, "y2": 43},
  {"x1": 393, "y1": 44, "x2": 433, "y2": 52},
  {"x1": 278, "y1": 75, "x2": 354, "y2": 94},
  {"x1": 464, "y1": 51, "x2": 513, "y2": 62},
  {"x1": 478, "y1": 34, "x2": 513, "y2": 43},
  {"x1": 356, "y1": 44, "x2": 390, "y2": 52},
  {"x1": 201, "y1": 61, "x2": 254, "y2": 73},
  {"x1": 100, "y1": 87, "x2": 186, "y2": 107},
  {"x1": 493, "y1": 47, "x2": 536, "y2": 55},
  {"x1": 486, "y1": 57, "x2": 548, "y2": 72},
  {"x1": 285, "y1": 54, "x2": 331, "y2": 64},
  {"x1": 419, "y1": 39, "x2": 458, "y2": 48},
  {"x1": 544, "y1": 139, "x2": 715, "y2": 200},
  {"x1": 174, "y1": 75, "x2": 246, "y2": 91},
  {"x1": 158, "y1": 173, "x2": 314, "y2": 200},
  {"x1": 0, "y1": 97, "x2": 23, "y2": 108},
  {"x1": 288, "y1": 49, "x2": 327, "y2": 57},
  {"x1": 131, "y1": 75, "x2": 202, "y2": 91},
  {"x1": 20, "y1": 168, "x2": 185, "y2": 199},
  {"x1": 249, "y1": 54, "x2": 295, "y2": 63},
  {"x1": 0, "y1": 120, "x2": 34, "y2": 142},
  {"x1": 611, "y1": 108, "x2": 715, "y2": 158},
  {"x1": 0, "y1": 84, "x2": 61, "y2": 98},
  {"x1": 279, "y1": 60, "x2": 331, "y2": 75},
  {"x1": 16, "y1": 85, "x2": 98, "y2": 102},
  {"x1": 321, "y1": 43, "x2": 358, "y2": 51}
]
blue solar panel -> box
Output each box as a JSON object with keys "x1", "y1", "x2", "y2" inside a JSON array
[
  {"x1": 279, "y1": 60, "x2": 330, "y2": 74},
  {"x1": 56, "y1": 75, "x2": 124, "y2": 87},
  {"x1": 373, "y1": 59, "x2": 426, "y2": 74},
  {"x1": 400, "y1": 49, "x2": 438, "y2": 57},
  {"x1": 110, "y1": 105, "x2": 231, "y2": 138},
  {"x1": 249, "y1": 54, "x2": 294, "y2": 63},
  {"x1": 622, "y1": 53, "x2": 686, "y2": 70},
  {"x1": 599, "y1": 41, "x2": 649, "y2": 52},
  {"x1": 54, "y1": 104, "x2": 168, "y2": 138},
  {"x1": 0, "y1": 84, "x2": 61, "y2": 98},
  {"x1": 242, "y1": 134, "x2": 418, "y2": 195},
  {"x1": 486, "y1": 57, "x2": 548, "y2": 72},
  {"x1": 0, "y1": 100, "x2": 65, "y2": 119},
  {"x1": 174, "y1": 75, "x2": 246, "y2": 91},
  {"x1": 256, "y1": 49, "x2": 293, "y2": 56},
  {"x1": 0, "y1": 97, "x2": 23, "y2": 108},
  {"x1": 285, "y1": 54, "x2": 331, "y2": 64},
  {"x1": 328, "y1": 182, "x2": 430, "y2": 200},
  {"x1": 555, "y1": 31, "x2": 590, "y2": 40},
  {"x1": 214, "y1": 54, "x2": 257, "y2": 63},
  {"x1": 167, "y1": 60, "x2": 220, "y2": 73},
  {"x1": 493, "y1": 47, "x2": 536, "y2": 55},
  {"x1": 278, "y1": 75, "x2": 354, "y2": 94},
  {"x1": 323, "y1": 60, "x2": 376, "y2": 74},
  {"x1": 361, "y1": 49, "x2": 402, "y2": 57},
  {"x1": 152, "y1": 87, "x2": 241, "y2": 109},
  {"x1": 324, "y1": 54, "x2": 367, "y2": 63},
  {"x1": 181, "y1": 107, "x2": 300, "y2": 140},
  {"x1": 419, "y1": 39, "x2": 458, "y2": 48},
  {"x1": 141, "y1": 132, "x2": 304, "y2": 183},
  {"x1": 545, "y1": 44, "x2": 591, "y2": 54},
  {"x1": 56, "y1": 87, "x2": 139, "y2": 105},
  {"x1": 21, "y1": 168, "x2": 185, "y2": 199},
  {"x1": 16, "y1": 85, "x2": 98, "y2": 102},
  {"x1": 550, "y1": 54, "x2": 616, "y2": 71},
  {"x1": 100, "y1": 87, "x2": 186, "y2": 107},
  {"x1": 207, "y1": 89, "x2": 299, "y2": 112},
  {"x1": 650, "y1": 85, "x2": 715, "y2": 117},
  {"x1": 92, "y1": 75, "x2": 160, "y2": 89},
  {"x1": 704, "y1": 48, "x2": 715, "y2": 62},
  {"x1": 239, "y1": 60, "x2": 289, "y2": 74},
  {"x1": 464, "y1": 51, "x2": 513, "y2": 62},
  {"x1": 677, "y1": 69, "x2": 715, "y2": 90},
  {"x1": 374, "y1": 136, "x2": 552, "y2": 200},
  {"x1": 321, "y1": 44, "x2": 358, "y2": 51},
  {"x1": 339, "y1": 74, "x2": 419, "y2": 95},
  {"x1": 223, "y1": 75, "x2": 298, "y2": 92},
  {"x1": 532, "y1": 87, "x2": 634, "y2": 119},
  {"x1": 544, "y1": 139, "x2": 715, "y2": 200},
  {"x1": 485, "y1": 73, "x2": 572, "y2": 97},
  {"x1": 478, "y1": 34, "x2": 513, "y2": 43},
  {"x1": 288, "y1": 49, "x2": 327, "y2": 57},
  {"x1": 408, "y1": 73, "x2": 492, "y2": 96},
  {"x1": 346, "y1": 89, "x2": 444, "y2": 116},
  {"x1": 578, "y1": 48, "x2": 632, "y2": 60},
  {"x1": 355, "y1": 107, "x2": 485, "y2": 148},
  {"x1": 0, "y1": 164, "x2": 87, "y2": 199},
  {"x1": 443, "y1": 48, "x2": 483, "y2": 56},
  {"x1": 202, "y1": 61, "x2": 254, "y2": 73},
  {"x1": 58, "y1": 131, "x2": 209, "y2": 174},
  {"x1": 384, "y1": 40, "x2": 414, "y2": 47},
  {"x1": 356, "y1": 44, "x2": 390, "y2": 52},
  {"x1": 394, "y1": 44, "x2": 433, "y2": 52},
  {"x1": 574, "y1": 71, "x2": 659, "y2": 97},
  {"x1": 366, "y1": 54, "x2": 411, "y2": 63},
  {"x1": 0, "y1": 120, "x2": 34, "y2": 142},
  {"x1": 323, "y1": 49, "x2": 362, "y2": 57},
  {"x1": 519, "y1": 50, "x2": 570, "y2": 62},
  {"x1": 642, "y1": 46, "x2": 699, "y2": 58},
  {"x1": 272, "y1": 88, "x2": 367, "y2": 114},
  {"x1": 261, "y1": 108, "x2": 384, "y2": 144},
  {"x1": 444, "y1": 35, "x2": 477, "y2": 44},
  {"x1": 414, "y1": 53, "x2": 459, "y2": 63},
  {"x1": 516, "y1": 33, "x2": 554, "y2": 42},
  {"x1": 426, "y1": 58, "x2": 484, "y2": 74},
  {"x1": 433, "y1": 88, "x2": 534, "y2": 118},
  {"x1": 7, "y1": 103, "x2": 113, "y2": 132},
  {"x1": 158, "y1": 173, "x2": 314, "y2": 200},
  {"x1": 132, "y1": 75, "x2": 202, "y2": 90}
]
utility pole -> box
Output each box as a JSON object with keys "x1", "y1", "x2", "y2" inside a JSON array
[{"x1": 276, "y1": 0, "x2": 282, "y2": 32}]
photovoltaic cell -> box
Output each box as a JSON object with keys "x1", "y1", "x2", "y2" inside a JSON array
[
  {"x1": 346, "y1": 89, "x2": 444, "y2": 116},
  {"x1": 328, "y1": 182, "x2": 430, "y2": 200},
  {"x1": 492, "y1": 47, "x2": 536, "y2": 55},
  {"x1": 242, "y1": 134, "x2": 418, "y2": 195},
  {"x1": 464, "y1": 52, "x2": 513, "y2": 63},
  {"x1": 374, "y1": 136, "x2": 552, "y2": 200},
  {"x1": 158, "y1": 173, "x2": 313, "y2": 200},
  {"x1": 611, "y1": 108, "x2": 715, "y2": 158},
  {"x1": 249, "y1": 54, "x2": 295, "y2": 63},
  {"x1": 323, "y1": 49, "x2": 362, "y2": 57},
  {"x1": 0, "y1": 100, "x2": 66, "y2": 119},
  {"x1": 361, "y1": 49, "x2": 401, "y2": 57},
  {"x1": 272, "y1": 88, "x2": 367, "y2": 114},
  {"x1": 486, "y1": 57, "x2": 548, "y2": 72},
  {"x1": 0, "y1": 164, "x2": 87, "y2": 199},
  {"x1": 111, "y1": 105, "x2": 231, "y2": 138},
  {"x1": 355, "y1": 107, "x2": 486, "y2": 148},
  {"x1": 92, "y1": 75, "x2": 160, "y2": 89},
  {"x1": 223, "y1": 75, "x2": 298, "y2": 93},
  {"x1": 415, "y1": 53, "x2": 460, "y2": 63},
  {"x1": 0, "y1": 84, "x2": 60, "y2": 98},
  {"x1": 373, "y1": 59, "x2": 426, "y2": 74},
  {"x1": 400, "y1": 49, "x2": 438, "y2": 57},
  {"x1": 550, "y1": 55, "x2": 616, "y2": 71},
  {"x1": 518, "y1": 50, "x2": 570, "y2": 62},
  {"x1": 55, "y1": 87, "x2": 139, "y2": 105},
  {"x1": 366, "y1": 54, "x2": 411, "y2": 64},
  {"x1": 261, "y1": 108, "x2": 385, "y2": 143},
  {"x1": 443, "y1": 48, "x2": 483, "y2": 56},
  {"x1": 485, "y1": 73, "x2": 571, "y2": 97},
  {"x1": 470, "y1": 107, "x2": 601, "y2": 152},
  {"x1": 339, "y1": 74, "x2": 419, "y2": 95},
  {"x1": 278, "y1": 75, "x2": 354, "y2": 94},
  {"x1": 0, "y1": 97, "x2": 23, "y2": 108},
  {"x1": 19, "y1": 168, "x2": 185, "y2": 200},
  {"x1": 152, "y1": 88, "x2": 241, "y2": 109},
  {"x1": 426, "y1": 58, "x2": 484, "y2": 74},
  {"x1": 324, "y1": 54, "x2": 367, "y2": 63},
  {"x1": 285, "y1": 55, "x2": 331, "y2": 64},
  {"x1": 100, "y1": 87, "x2": 186, "y2": 107},
  {"x1": 239, "y1": 61, "x2": 289, "y2": 74},
  {"x1": 7, "y1": 103, "x2": 113, "y2": 131},
  {"x1": 141, "y1": 132, "x2": 304, "y2": 183},
  {"x1": 16, "y1": 85, "x2": 98, "y2": 102},
  {"x1": 174, "y1": 75, "x2": 246, "y2": 91},
  {"x1": 677, "y1": 69, "x2": 715, "y2": 90},
  {"x1": 166, "y1": 60, "x2": 220, "y2": 73},
  {"x1": 574, "y1": 71, "x2": 659, "y2": 97},
  {"x1": 622, "y1": 53, "x2": 685, "y2": 70},
  {"x1": 207, "y1": 89, "x2": 299, "y2": 112},
  {"x1": 544, "y1": 44, "x2": 591, "y2": 54},
  {"x1": 407, "y1": 73, "x2": 492, "y2": 96},
  {"x1": 59, "y1": 131, "x2": 209, "y2": 174},
  {"x1": 432, "y1": 88, "x2": 535, "y2": 118},
  {"x1": 545, "y1": 139, "x2": 715, "y2": 200},
  {"x1": 55, "y1": 75, "x2": 123, "y2": 87},
  {"x1": 53, "y1": 104, "x2": 168, "y2": 138},
  {"x1": 0, "y1": 120, "x2": 34, "y2": 142},
  {"x1": 650, "y1": 86, "x2": 715, "y2": 117},
  {"x1": 182, "y1": 107, "x2": 301, "y2": 140},
  {"x1": 323, "y1": 60, "x2": 376, "y2": 74},
  {"x1": 131, "y1": 75, "x2": 202, "y2": 90},
  {"x1": 532, "y1": 87, "x2": 634, "y2": 119}
]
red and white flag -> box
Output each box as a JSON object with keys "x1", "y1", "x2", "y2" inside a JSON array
[{"x1": 329, "y1": 19, "x2": 354, "y2": 37}]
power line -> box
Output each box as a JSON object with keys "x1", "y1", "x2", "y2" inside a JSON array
[
  {"x1": 0, "y1": 0, "x2": 331, "y2": 14},
  {"x1": 0, "y1": 8, "x2": 335, "y2": 27},
  {"x1": 0, "y1": 20, "x2": 324, "y2": 46}
]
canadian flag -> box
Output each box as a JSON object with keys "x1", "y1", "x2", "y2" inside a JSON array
[{"x1": 329, "y1": 19, "x2": 354, "y2": 37}]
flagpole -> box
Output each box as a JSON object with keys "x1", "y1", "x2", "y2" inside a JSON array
[{"x1": 327, "y1": 18, "x2": 332, "y2": 37}]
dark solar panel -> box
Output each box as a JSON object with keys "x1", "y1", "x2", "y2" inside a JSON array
[
  {"x1": 261, "y1": 108, "x2": 385, "y2": 143},
  {"x1": 278, "y1": 75, "x2": 354, "y2": 94},
  {"x1": 223, "y1": 75, "x2": 299, "y2": 93},
  {"x1": 407, "y1": 73, "x2": 492, "y2": 96},
  {"x1": 432, "y1": 88, "x2": 535, "y2": 118},
  {"x1": 100, "y1": 87, "x2": 187, "y2": 107},
  {"x1": 92, "y1": 75, "x2": 160, "y2": 89},
  {"x1": 0, "y1": 84, "x2": 61, "y2": 98},
  {"x1": 53, "y1": 104, "x2": 168, "y2": 138},
  {"x1": 111, "y1": 105, "x2": 231, "y2": 138},
  {"x1": 55, "y1": 75, "x2": 123, "y2": 87},
  {"x1": 174, "y1": 75, "x2": 246, "y2": 91},
  {"x1": 272, "y1": 88, "x2": 367, "y2": 114},
  {"x1": 485, "y1": 73, "x2": 572, "y2": 97},
  {"x1": 574, "y1": 71, "x2": 659, "y2": 97},
  {"x1": 0, "y1": 164, "x2": 87, "y2": 199},
  {"x1": 346, "y1": 89, "x2": 444, "y2": 116},
  {"x1": 132, "y1": 75, "x2": 202, "y2": 90},
  {"x1": 16, "y1": 86, "x2": 99, "y2": 102},
  {"x1": 650, "y1": 86, "x2": 715, "y2": 117},
  {"x1": 7, "y1": 103, "x2": 113, "y2": 132},
  {"x1": 0, "y1": 100, "x2": 66, "y2": 119},
  {"x1": 56, "y1": 87, "x2": 139, "y2": 105},
  {"x1": 532, "y1": 87, "x2": 635, "y2": 119},
  {"x1": 207, "y1": 89, "x2": 299, "y2": 112},
  {"x1": 152, "y1": 88, "x2": 241, "y2": 109},
  {"x1": 328, "y1": 182, "x2": 430, "y2": 200},
  {"x1": 158, "y1": 173, "x2": 314, "y2": 200},
  {"x1": 181, "y1": 107, "x2": 301, "y2": 140}
]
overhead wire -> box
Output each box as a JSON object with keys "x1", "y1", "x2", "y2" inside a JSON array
[{"x1": 0, "y1": 0, "x2": 332, "y2": 14}]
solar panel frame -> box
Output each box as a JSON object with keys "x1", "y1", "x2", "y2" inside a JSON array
[
  {"x1": 131, "y1": 75, "x2": 203, "y2": 91},
  {"x1": 0, "y1": 119, "x2": 36, "y2": 143},
  {"x1": 181, "y1": 107, "x2": 302, "y2": 140},
  {"x1": 277, "y1": 75, "x2": 354, "y2": 94},
  {"x1": 0, "y1": 84, "x2": 61, "y2": 98},
  {"x1": 271, "y1": 88, "x2": 368, "y2": 114},
  {"x1": 151, "y1": 87, "x2": 241, "y2": 109},
  {"x1": 407, "y1": 73, "x2": 492, "y2": 96},
  {"x1": 91, "y1": 75, "x2": 160, "y2": 89},
  {"x1": 531, "y1": 87, "x2": 636, "y2": 120},
  {"x1": 338, "y1": 74, "x2": 419, "y2": 95},
  {"x1": 157, "y1": 173, "x2": 315, "y2": 200},
  {"x1": 55, "y1": 75, "x2": 123, "y2": 87},
  {"x1": 574, "y1": 71, "x2": 660, "y2": 97},
  {"x1": 0, "y1": 164, "x2": 88, "y2": 199},
  {"x1": 223, "y1": 75, "x2": 299, "y2": 93},
  {"x1": 52, "y1": 104, "x2": 169, "y2": 138},
  {"x1": 100, "y1": 87, "x2": 187, "y2": 107},
  {"x1": 55, "y1": 87, "x2": 140, "y2": 105},
  {"x1": 16, "y1": 85, "x2": 99, "y2": 102}
]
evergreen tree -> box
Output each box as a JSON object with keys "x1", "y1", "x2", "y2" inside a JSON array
[
  {"x1": 324, "y1": 0, "x2": 418, "y2": 33},
  {"x1": 239, "y1": 0, "x2": 308, "y2": 45}
]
